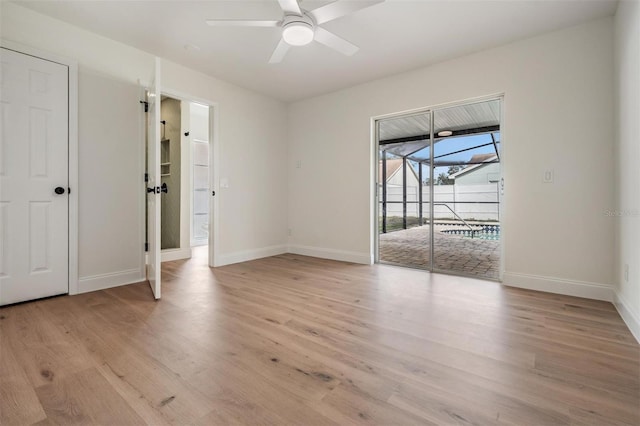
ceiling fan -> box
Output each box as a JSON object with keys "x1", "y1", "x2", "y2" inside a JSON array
[{"x1": 206, "y1": 0, "x2": 384, "y2": 63}]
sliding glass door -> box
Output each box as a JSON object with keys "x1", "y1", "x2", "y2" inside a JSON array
[
  {"x1": 378, "y1": 112, "x2": 431, "y2": 270},
  {"x1": 376, "y1": 98, "x2": 502, "y2": 281}
]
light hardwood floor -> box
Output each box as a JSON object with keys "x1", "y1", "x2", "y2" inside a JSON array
[{"x1": 1, "y1": 248, "x2": 639, "y2": 425}]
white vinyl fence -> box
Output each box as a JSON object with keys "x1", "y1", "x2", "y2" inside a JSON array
[{"x1": 381, "y1": 183, "x2": 500, "y2": 221}]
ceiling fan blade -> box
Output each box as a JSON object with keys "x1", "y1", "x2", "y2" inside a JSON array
[
  {"x1": 277, "y1": 0, "x2": 302, "y2": 15},
  {"x1": 269, "y1": 39, "x2": 291, "y2": 63},
  {"x1": 310, "y1": 0, "x2": 384, "y2": 25},
  {"x1": 314, "y1": 27, "x2": 358, "y2": 56},
  {"x1": 206, "y1": 20, "x2": 280, "y2": 27}
]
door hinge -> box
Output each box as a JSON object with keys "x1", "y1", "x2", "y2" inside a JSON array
[
  {"x1": 140, "y1": 100, "x2": 149, "y2": 112},
  {"x1": 144, "y1": 173, "x2": 149, "y2": 183},
  {"x1": 145, "y1": 242, "x2": 148, "y2": 252},
  {"x1": 68, "y1": 187, "x2": 71, "y2": 194}
]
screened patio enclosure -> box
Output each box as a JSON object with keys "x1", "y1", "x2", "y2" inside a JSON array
[{"x1": 377, "y1": 99, "x2": 502, "y2": 280}]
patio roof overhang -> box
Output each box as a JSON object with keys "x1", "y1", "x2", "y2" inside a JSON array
[{"x1": 379, "y1": 100, "x2": 501, "y2": 166}]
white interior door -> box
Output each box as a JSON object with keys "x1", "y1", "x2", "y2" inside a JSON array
[
  {"x1": 0, "y1": 48, "x2": 69, "y2": 305},
  {"x1": 146, "y1": 58, "x2": 161, "y2": 299}
]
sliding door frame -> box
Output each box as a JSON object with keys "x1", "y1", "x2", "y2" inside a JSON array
[{"x1": 372, "y1": 93, "x2": 505, "y2": 281}]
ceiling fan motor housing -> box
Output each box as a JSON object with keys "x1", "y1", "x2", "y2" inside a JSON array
[{"x1": 282, "y1": 14, "x2": 315, "y2": 46}]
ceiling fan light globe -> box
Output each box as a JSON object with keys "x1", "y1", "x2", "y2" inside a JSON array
[{"x1": 282, "y1": 22, "x2": 314, "y2": 46}]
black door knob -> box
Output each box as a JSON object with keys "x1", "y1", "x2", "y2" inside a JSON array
[
  {"x1": 160, "y1": 183, "x2": 168, "y2": 194},
  {"x1": 54, "y1": 187, "x2": 65, "y2": 195}
]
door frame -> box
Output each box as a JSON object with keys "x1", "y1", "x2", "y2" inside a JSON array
[
  {"x1": 152, "y1": 88, "x2": 219, "y2": 268},
  {"x1": 1, "y1": 39, "x2": 79, "y2": 295},
  {"x1": 371, "y1": 93, "x2": 505, "y2": 281}
]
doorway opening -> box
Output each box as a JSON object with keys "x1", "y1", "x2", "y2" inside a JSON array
[
  {"x1": 159, "y1": 96, "x2": 181, "y2": 252},
  {"x1": 376, "y1": 98, "x2": 502, "y2": 281},
  {"x1": 145, "y1": 94, "x2": 214, "y2": 268}
]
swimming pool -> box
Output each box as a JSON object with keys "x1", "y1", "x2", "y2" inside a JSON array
[{"x1": 441, "y1": 225, "x2": 500, "y2": 240}]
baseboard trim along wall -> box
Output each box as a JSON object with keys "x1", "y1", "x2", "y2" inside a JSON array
[
  {"x1": 502, "y1": 272, "x2": 613, "y2": 302},
  {"x1": 78, "y1": 269, "x2": 145, "y2": 294},
  {"x1": 614, "y1": 291, "x2": 640, "y2": 344},
  {"x1": 287, "y1": 245, "x2": 371, "y2": 265},
  {"x1": 161, "y1": 247, "x2": 192, "y2": 263},
  {"x1": 217, "y1": 245, "x2": 288, "y2": 267}
]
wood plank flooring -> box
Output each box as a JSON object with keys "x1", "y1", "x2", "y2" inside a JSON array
[{"x1": 1, "y1": 248, "x2": 639, "y2": 425}]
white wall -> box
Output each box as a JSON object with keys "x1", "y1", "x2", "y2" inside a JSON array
[
  {"x1": 0, "y1": 2, "x2": 154, "y2": 85},
  {"x1": 614, "y1": 0, "x2": 640, "y2": 340},
  {"x1": 1, "y1": 3, "x2": 289, "y2": 290},
  {"x1": 161, "y1": 60, "x2": 288, "y2": 265},
  {"x1": 288, "y1": 17, "x2": 615, "y2": 299},
  {"x1": 76, "y1": 71, "x2": 144, "y2": 291}
]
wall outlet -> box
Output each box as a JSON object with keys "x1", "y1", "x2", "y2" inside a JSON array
[
  {"x1": 624, "y1": 264, "x2": 629, "y2": 282},
  {"x1": 287, "y1": 228, "x2": 292, "y2": 237},
  {"x1": 296, "y1": 160, "x2": 301, "y2": 169},
  {"x1": 543, "y1": 169, "x2": 554, "y2": 183}
]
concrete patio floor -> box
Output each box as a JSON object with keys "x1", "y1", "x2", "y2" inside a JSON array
[{"x1": 379, "y1": 224, "x2": 500, "y2": 280}]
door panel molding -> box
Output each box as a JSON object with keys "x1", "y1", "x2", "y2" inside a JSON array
[{"x1": 0, "y1": 39, "x2": 79, "y2": 296}]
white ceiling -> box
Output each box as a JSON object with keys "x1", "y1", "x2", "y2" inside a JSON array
[{"x1": 13, "y1": 0, "x2": 618, "y2": 102}]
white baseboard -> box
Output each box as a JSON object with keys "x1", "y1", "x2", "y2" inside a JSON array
[
  {"x1": 614, "y1": 290, "x2": 640, "y2": 343},
  {"x1": 216, "y1": 245, "x2": 287, "y2": 267},
  {"x1": 503, "y1": 272, "x2": 613, "y2": 302},
  {"x1": 287, "y1": 244, "x2": 372, "y2": 265},
  {"x1": 78, "y1": 268, "x2": 144, "y2": 294},
  {"x1": 161, "y1": 247, "x2": 192, "y2": 262}
]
